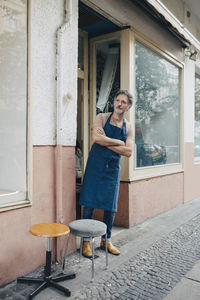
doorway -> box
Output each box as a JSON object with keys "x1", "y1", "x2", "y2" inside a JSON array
[{"x1": 76, "y1": 2, "x2": 131, "y2": 218}]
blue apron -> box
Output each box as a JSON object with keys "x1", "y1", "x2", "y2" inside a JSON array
[{"x1": 79, "y1": 113, "x2": 126, "y2": 212}]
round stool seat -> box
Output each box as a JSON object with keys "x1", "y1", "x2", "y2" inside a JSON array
[
  {"x1": 29, "y1": 222, "x2": 70, "y2": 238},
  {"x1": 69, "y1": 219, "x2": 106, "y2": 238}
]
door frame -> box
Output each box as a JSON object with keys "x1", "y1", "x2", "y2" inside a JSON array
[
  {"x1": 78, "y1": 29, "x2": 89, "y2": 173},
  {"x1": 89, "y1": 29, "x2": 135, "y2": 180}
]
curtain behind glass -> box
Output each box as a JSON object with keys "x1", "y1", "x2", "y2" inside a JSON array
[{"x1": 96, "y1": 38, "x2": 120, "y2": 114}]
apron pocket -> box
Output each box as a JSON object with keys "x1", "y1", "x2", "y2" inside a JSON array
[
  {"x1": 106, "y1": 158, "x2": 119, "y2": 169},
  {"x1": 103, "y1": 158, "x2": 120, "y2": 182}
]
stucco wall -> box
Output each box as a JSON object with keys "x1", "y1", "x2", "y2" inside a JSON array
[
  {"x1": 184, "y1": 143, "x2": 200, "y2": 202},
  {"x1": 161, "y1": 0, "x2": 200, "y2": 41},
  {"x1": 184, "y1": 58, "x2": 195, "y2": 143},
  {"x1": 87, "y1": 0, "x2": 184, "y2": 61},
  {"x1": 0, "y1": 146, "x2": 76, "y2": 285},
  {"x1": 112, "y1": 173, "x2": 184, "y2": 228},
  {"x1": 0, "y1": 147, "x2": 56, "y2": 284},
  {"x1": 183, "y1": 44, "x2": 200, "y2": 203},
  {"x1": 31, "y1": 0, "x2": 78, "y2": 146},
  {"x1": 0, "y1": 0, "x2": 78, "y2": 285},
  {"x1": 128, "y1": 173, "x2": 184, "y2": 227}
]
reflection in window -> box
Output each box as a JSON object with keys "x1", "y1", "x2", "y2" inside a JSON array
[
  {"x1": 96, "y1": 38, "x2": 120, "y2": 114},
  {"x1": 135, "y1": 41, "x2": 180, "y2": 168},
  {"x1": 0, "y1": 0, "x2": 27, "y2": 204},
  {"x1": 194, "y1": 73, "x2": 200, "y2": 159}
]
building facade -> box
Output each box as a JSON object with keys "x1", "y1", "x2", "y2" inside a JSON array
[{"x1": 0, "y1": 0, "x2": 200, "y2": 285}]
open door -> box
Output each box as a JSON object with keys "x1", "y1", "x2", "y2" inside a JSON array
[{"x1": 90, "y1": 29, "x2": 135, "y2": 180}]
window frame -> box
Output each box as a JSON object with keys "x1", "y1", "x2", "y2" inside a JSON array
[
  {"x1": 78, "y1": 29, "x2": 89, "y2": 174},
  {"x1": 0, "y1": 0, "x2": 31, "y2": 212},
  {"x1": 194, "y1": 66, "x2": 200, "y2": 164},
  {"x1": 131, "y1": 33, "x2": 184, "y2": 181}
]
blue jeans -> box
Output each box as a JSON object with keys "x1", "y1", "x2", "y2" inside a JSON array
[{"x1": 83, "y1": 206, "x2": 115, "y2": 241}]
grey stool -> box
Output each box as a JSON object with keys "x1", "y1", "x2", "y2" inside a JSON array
[{"x1": 68, "y1": 219, "x2": 108, "y2": 281}]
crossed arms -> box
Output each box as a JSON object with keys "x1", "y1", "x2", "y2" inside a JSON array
[{"x1": 92, "y1": 125, "x2": 133, "y2": 158}]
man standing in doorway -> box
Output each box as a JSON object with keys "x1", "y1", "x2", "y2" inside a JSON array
[{"x1": 79, "y1": 90, "x2": 134, "y2": 257}]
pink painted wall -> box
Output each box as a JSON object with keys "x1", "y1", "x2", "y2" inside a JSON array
[
  {"x1": 114, "y1": 173, "x2": 184, "y2": 228},
  {"x1": 128, "y1": 173, "x2": 184, "y2": 226},
  {"x1": 115, "y1": 183, "x2": 129, "y2": 227},
  {"x1": 184, "y1": 142, "x2": 200, "y2": 202},
  {"x1": 0, "y1": 146, "x2": 76, "y2": 285}
]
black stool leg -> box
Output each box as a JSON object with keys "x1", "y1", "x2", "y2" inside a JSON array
[
  {"x1": 50, "y1": 281, "x2": 71, "y2": 296},
  {"x1": 17, "y1": 277, "x2": 43, "y2": 284},
  {"x1": 53, "y1": 273, "x2": 76, "y2": 282},
  {"x1": 29, "y1": 282, "x2": 48, "y2": 300},
  {"x1": 45, "y1": 250, "x2": 51, "y2": 277},
  {"x1": 45, "y1": 237, "x2": 52, "y2": 277}
]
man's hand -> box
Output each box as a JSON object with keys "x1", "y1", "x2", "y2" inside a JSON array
[{"x1": 107, "y1": 139, "x2": 133, "y2": 158}]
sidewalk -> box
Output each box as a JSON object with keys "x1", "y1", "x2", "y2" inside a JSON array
[{"x1": 1, "y1": 197, "x2": 200, "y2": 299}]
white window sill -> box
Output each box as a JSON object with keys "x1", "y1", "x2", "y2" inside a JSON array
[
  {"x1": 0, "y1": 191, "x2": 31, "y2": 212},
  {"x1": 130, "y1": 163, "x2": 184, "y2": 181}
]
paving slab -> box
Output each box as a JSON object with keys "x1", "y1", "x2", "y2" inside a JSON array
[
  {"x1": 185, "y1": 260, "x2": 200, "y2": 282},
  {"x1": 163, "y1": 276, "x2": 200, "y2": 300}
]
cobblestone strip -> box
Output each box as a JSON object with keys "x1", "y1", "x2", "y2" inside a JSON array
[{"x1": 72, "y1": 214, "x2": 200, "y2": 300}]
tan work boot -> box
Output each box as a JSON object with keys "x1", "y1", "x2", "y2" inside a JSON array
[
  {"x1": 100, "y1": 240, "x2": 120, "y2": 255},
  {"x1": 82, "y1": 241, "x2": 92, "y2": 258}
]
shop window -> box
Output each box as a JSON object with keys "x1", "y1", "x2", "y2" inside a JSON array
[
  {"x1": 194, "y1": 72, "x2": 200, "y2": 161},
  {"x1": 135, "y1": 41, "x2": 180, "y2": 168},
  {"x1": 0, "y1": 0, "x2": 28, "y2": 208}
]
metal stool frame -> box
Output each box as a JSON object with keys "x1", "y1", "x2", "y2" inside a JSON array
[{"x1": 17, "y1": 224, "x2": 75, "y2": 300}]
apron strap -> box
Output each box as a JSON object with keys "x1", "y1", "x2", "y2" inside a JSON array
[
  {"x1": 105, "y1": 113, "x2": 126, "y2": 141},
  {"x1": 122, "y1": 118, "x2": 126, "y2": 140},
  {"x1": 104, "y1": 112, "x2": 113, "y2": 127}
]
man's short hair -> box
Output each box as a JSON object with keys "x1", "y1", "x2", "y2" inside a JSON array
[{"x1": 114, "y1": 90, "x2": 133, "y2": 107}]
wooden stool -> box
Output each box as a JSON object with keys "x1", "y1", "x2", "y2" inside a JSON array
[{"x1": 17, "y1": 223, "x2": 75, "y2": 299}]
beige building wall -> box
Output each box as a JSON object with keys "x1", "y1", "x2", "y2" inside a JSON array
[
  {"x1": 184, "y1": 143, "x2": 200, "y2": 202},
  {"x1": 115, "y1": 173, "x2": 184, "y2": 228},
  {"x1": 0, "y1": 0, "x2": 78, "y2": 285},
  {"x1": 0, "y1": 146, "x2": 76, "y2": 285},
  {"x1": 161, "y1": 0, "x2": 200, "y2": 41},
  {"x1": 1, "y1": 0, "x2": 200, "y2": 286}
]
